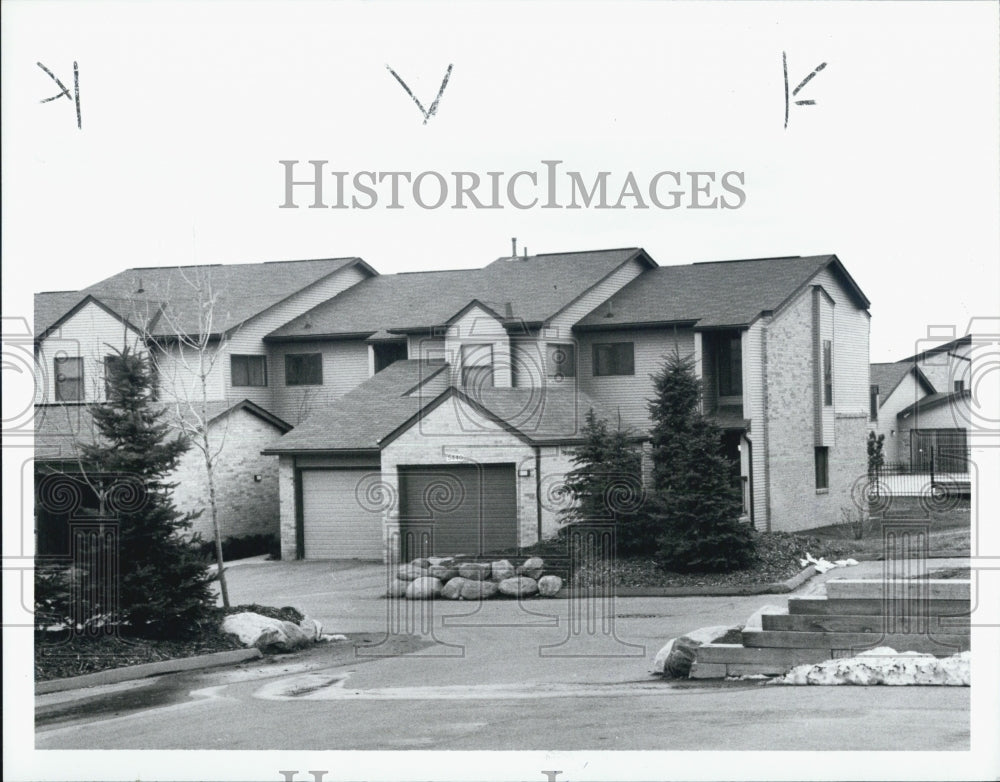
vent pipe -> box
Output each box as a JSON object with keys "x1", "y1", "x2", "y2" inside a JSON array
[{"x1": 511, "y1": 237, "x2": 517, "y2": 258}]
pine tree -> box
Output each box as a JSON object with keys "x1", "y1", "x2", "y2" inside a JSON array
[
  {"x1": 78, "y1": 347, "x2": 215, "y2": 638},
  {"x1": 647, "y1": 349, "x2": 755, "y2": 572},
  {"x1": 560, "y1": 409, "x2": 652, "y2": 555}
]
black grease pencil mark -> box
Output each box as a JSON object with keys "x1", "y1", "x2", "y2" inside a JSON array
[
  {"x1": 386, "y1": 63, "x2": 453, "y2": 125},
  {"x1": 783, "y1": 53, "x2": 826, "y2": 129},
  {"x1": 37, "y1": 60, "x2": 82, "y2": 129}
]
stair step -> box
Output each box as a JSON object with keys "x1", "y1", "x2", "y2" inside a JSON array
[
  {"x1": 763, "y1": 613, "x2": 970, "y2": 633},
  {"x1": 741, "y1": 629, "x2": 969, "y2": 655},
  {"x1": 824, "y1": 579, "x2": 970, "y2": 601},
  {"x1": 787, "y1": 596, "x2": 970, "y2": 617},
  {"x1": 694, "y1": 643, "x2": 835, "y2": 666}
]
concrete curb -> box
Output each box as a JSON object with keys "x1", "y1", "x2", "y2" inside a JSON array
[
  {"x1": 612, "y1": 566, "x2": 818, "y2": 597},
  {"x1": 36, "y1": 647, "x2": 263, "y2": 695}
]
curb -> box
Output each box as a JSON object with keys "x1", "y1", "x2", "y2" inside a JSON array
[
  {"x1": 612, "y1": 566, "x2": 818, "y2": 597},
  {"x1": 36, "y1": 647, "x2": 263, "y2": 695}
]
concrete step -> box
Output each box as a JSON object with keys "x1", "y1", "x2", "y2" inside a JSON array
[
  {"x1": 741, "y1": 629, "x2": 969, "y2": 655},
  {"x1": 762, "y1": 612, "x2": 970, "y2": 633},
  {"x1": 787, "y1": 596, "x2": 970, "y2": 617},
  {"x1": 824, "y1": 579, "x2": 970, "y2": 601}
]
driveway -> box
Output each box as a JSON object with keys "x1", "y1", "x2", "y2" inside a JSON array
[{"x1": 35, "y1": 556, "x2": 972, "y2": 751}]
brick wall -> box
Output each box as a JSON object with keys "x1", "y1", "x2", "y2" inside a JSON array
[{"x1": 171, "y1": 408, "x2": 285, "y2": 543}]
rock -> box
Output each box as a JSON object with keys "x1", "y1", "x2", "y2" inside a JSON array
[
  {"x1": 537, "y1": 574, "x2": 563, "y2": 597},
  {"x1": 397, "y1": 563, "x2": 427, "y2": 581},
  {"x1": 652, "y1": 639, "x2": 675, "y2": 675},
  {"x1": 657, "y1": 625, "x2": 734, "y2": 678},
  {"x1": 406, "y1": 576, "x2": 443, "y2": 599},
  {"x1": 497, "y1": 576, "x2": 539, "y2": 598},
  {"x1": 427, "y1": 557, "x2": 456, "y2": 567},
  {"x1": 385, "y1": 579, "x2": 408, "y2": 598},
  {"x1": 458, "y1": 562, "x2": 492, "y2": 581},
  {"x1": 441, "y1": 577, "x2": 469, "y2": 599},
  {"x1": 518, "y1": 557, "x2": 545, "y2": 579},
  {"x1": 460, "y1": 580, "x2": 498, "y2": 600},
  {"x1": 410, "y1": 557, "x2": 431, "y2": 569},
  {"x1": 490, "y1": 560, "x2": 516, "y2": 581},
  {"x1": 298, "y1": 617, "x2": 323, "y2": 641},
  {"x1": 221, "y1": 612, "x2": 314, "y2": 652},
  {"x1": 428, "y1": 565, "x2": 459, "y2": 581}
]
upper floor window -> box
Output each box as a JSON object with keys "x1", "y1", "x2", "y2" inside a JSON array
[
  {"x1": 232, "y1": 354, "x2": 268, "y2": 387},
  {"x1": 373, "y1": 341, "x2": 407, "y2": 374},
  {"x1": 823, "y1": 340, "x2": 833, "y2": 406},
  {"x1": 461, "y1": 344, "x2": 494, "y2": 388},
  {"x1": 54, "y1": 356, "x2": 83, "y2": 402},
  {"x1": 546, "y1": 343, "x2": 576, "y2": 381},
  {"x1": 870, "y1": 384, "x2": 879, "y2": 421},
  {"x1": 104, "y1": 354, "x2": 126, "y2": 398},
  {"x1": 592, "y1": 342, "x2": 634, "y2": 377},
  {"x1": 285, "y1": 353, "x2": 322, "y2": 386},
  {"x1": 718, "y1": 334, "x2": 743, "y2": 397},
  {"x1": 954, "y1": 380, "x2": 965, "y2": 393}
]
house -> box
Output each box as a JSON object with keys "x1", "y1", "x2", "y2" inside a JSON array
[
  {"x1": 33, "y1": 257, "x2": 375, "y2": 554},
  {"x1": 870, "y1": 334, "x2": 973, "y2": 473},
  {"x1": 35, "y1": 246, "x2": 874, "y2": 563},
  {"x1": 262, "y1": 249, "x2": 873, "y2": 561}
]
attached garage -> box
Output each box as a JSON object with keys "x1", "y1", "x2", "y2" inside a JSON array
[
  {"x1": 300, "y1": 469, "x2": 384, "y2": 559},
  {"x1": 398, "y1": 464, "x2": 518, "y2": 559}
]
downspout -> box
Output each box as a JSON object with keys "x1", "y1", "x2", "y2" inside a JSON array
[{"x1": 535, "y1": 446, "x2": 543, "y2": 544}]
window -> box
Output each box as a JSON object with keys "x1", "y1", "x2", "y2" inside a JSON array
[
  {"x1": 954, "y1": 380, "x2": 965, "y2": 393},
  {"x1": 822, "y1": 340, "x2": 833, "y2": 406},
  {"x1": 284, "y1": 353, "x2": 322, "y2": 386},
  {"x1": 592, "y1": 342, "x2": 634, "y2": 377},
  {"x1": 869, "y1": 384, "x2": 879, "y2": 421},
  {"x1": 231, "y1": 355, "x2": 268, "y2": 387},
  {"x1": 718, "y1": 333, "x2": 743, "y2": 397},
  {"x1": 546, "y1": 343, "x2": 576, "y2": 380},
  {"x1": 460, "y1": 344, "x2": 493, "y2": 388},
  {"x1": 54, "y1": 356, "x2": 83, "y2": 402},
  {"x1": 373, "y1": 342, "x2": 407, "y2": 374},
  {"x1": 104, "y1": 354, "x2": 126, "y2": 398},
  {"x1": 814, "y1": 447, "x2": 829, "y2": 490}
]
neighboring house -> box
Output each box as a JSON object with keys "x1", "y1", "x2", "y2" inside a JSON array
[
  {"x1": 35, "y1": 247, "x2": 874, "y2": 563},
  {"x1": 263, "y1": 249, "x2": 873, "y2": 561},
  {"x1": 870, "y1": 334, "x2": 973, "y2": 473},
  {"x1": 33, "y1": 257, "x2": 375, "y2": 554}
]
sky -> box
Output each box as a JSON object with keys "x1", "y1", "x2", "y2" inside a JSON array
[{"x1": 3, "y1": 2, "x2": 999, "y2": 781}]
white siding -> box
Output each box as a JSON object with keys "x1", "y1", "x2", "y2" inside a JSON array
[
  {"x1": 154, "y1": 341, "x2": 227, "y2": 404},
  {"x1": 35, "y1": 302, "x2": 146, "y2": 405},
  {"x1": 444, "y1": 305, "x2": 512, "y2": 388},
  {"x1": 874, "y1": 372, "x2": 928, "y2": 462},
  {"x1": 812, "y1": 267, "x2": 871, "y2": 415},
  {"x1": 270, "y1": 339, "x2": 370, "y2": 425},
  {"x1": 578, "y1": 327, "x2": 696, "y2": 432}
]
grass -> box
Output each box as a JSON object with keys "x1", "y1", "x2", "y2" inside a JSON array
[{"x1": 35, "y1": 604, "x2": 304, "y2": 682}]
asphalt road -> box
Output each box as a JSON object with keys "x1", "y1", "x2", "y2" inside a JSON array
[{"x1": 34, "y1": 558, "x2": 972, "y2": 751}]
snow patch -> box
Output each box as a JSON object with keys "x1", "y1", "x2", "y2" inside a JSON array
[{"x1": 773, "y1": 649, "x2": 969, "y2": 686}]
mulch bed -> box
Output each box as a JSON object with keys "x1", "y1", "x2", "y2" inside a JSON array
[{"x1": 35, "y1": 604, "x2": 304, "y2": 682}]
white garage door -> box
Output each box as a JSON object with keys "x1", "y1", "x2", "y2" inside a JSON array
[{"x1": 301, "y1": 469, "x2": 384, "y2": 559}]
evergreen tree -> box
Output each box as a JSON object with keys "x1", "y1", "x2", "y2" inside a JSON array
[
  {"x1": 647, "y1": 349, "x2": 755, "y2": 572},
  {"x1": 78, "y1": 347, "x2": 215, "y2": 638},
  {"x1": 560, "y1": 409, "x2": 651, "y2": 555}
]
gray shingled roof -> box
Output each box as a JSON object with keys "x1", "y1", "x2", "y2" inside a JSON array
[
  {"x1": 897, "y1": 389, "x2": 970, "y2": 419},
  {"x1": 870, "y1": 362, "x2": 936, "y2": 406},
  {"x1": 266, "y1": 248, "x2": 650, "y2": 340},
  {"x1": 265, "y1": 360, "x2": 620, "y2": 453},
  {"x1": 35, "y1": 258, "x2": 369, "y2": 339},
  {"x1": 574, "y1": 254, "x2": 868, "y2": 330}
]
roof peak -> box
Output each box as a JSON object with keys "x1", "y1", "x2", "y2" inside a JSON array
[{"x1": 690, "y1": 255, "x2": 807, "y2": 266}]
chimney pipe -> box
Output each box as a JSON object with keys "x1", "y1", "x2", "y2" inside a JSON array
[
  {"x1": 511, "y1": 237, "x2": 517, "y2": 258},
  {"x1": 523, "y1": 247, "x2": 528, "y2": 258}
]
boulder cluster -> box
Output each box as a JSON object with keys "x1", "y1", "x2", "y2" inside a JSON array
[{"x1": 388, "y1": 556, "x2": 564, "y2": 600}]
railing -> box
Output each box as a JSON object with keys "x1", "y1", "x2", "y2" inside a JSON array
[{"x1": 870, "y1": 450, "x2": 970, "y2": 499}]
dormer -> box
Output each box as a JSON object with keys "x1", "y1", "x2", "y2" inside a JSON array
[{"x1": 443, "y1": 300, "x2": 512, "y2": 389}]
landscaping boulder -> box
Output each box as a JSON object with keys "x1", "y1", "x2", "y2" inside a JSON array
[
  {"x1": 518, "y1": 557, "x2": 545, "y2": 580},
  {"x1": 397, "y1": 563, "x2": 427, "y2": 581},
  {"x1": 406, "y1": 576, "x2": 443, "y2": 599},
  {"x1": 460, "y1": 580, "x2": 498, "y2": 600},
  {"x1": 429, "y1": 565, "x2": 459, "y2": 581},
  {"x1": 441, "y1": 577, "x2": 469, "y2": 600},
  {"x1": 458, "y1": 562, "x2": 492, "y2": 581},
  {"x1": 410, "y1": 557, "x2": 431, "y2": 569},
  {"x1": 537, "y1": 574, "x2": 563, "y2": 597},
  {"x1": 653, "y1": 625, "x2": 736, "y2": 677},
  {"x1": 222, "y1": 612, "x2": 316, "y2": 652},
  {"x1": 428, "y1": 557, "x2": 456, "y2": 567},
  {"x1": 497, "y1": 576, "x2": 539, "y2": 598},
  {"x1": 490, "y1": 560, "x2": 516, "y2": 581},
  {"x1": 385, "y1": 579, "x2": 408, "y2": 598}
]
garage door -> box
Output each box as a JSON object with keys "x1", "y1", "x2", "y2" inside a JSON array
[
  {"x1": 301, "y1": 469, "x2": 384, "y2": 559},
  {"x1": 398, "y1": 464, "x2": 517, "y2": 559}
]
